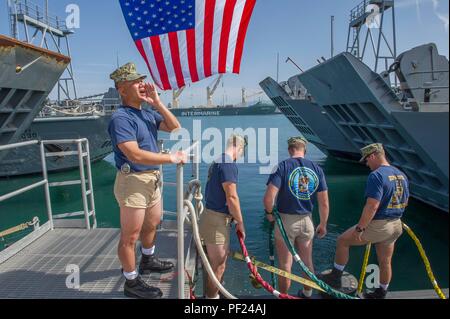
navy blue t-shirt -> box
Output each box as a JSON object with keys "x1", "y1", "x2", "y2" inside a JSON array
[
  {"x1": 108, "y1": 105, "x2": 163, "y2": 172},
  {"x1": 267, "y1": 157, "x2": 328, "y2": 215},
  {"x1": 205, "y1": 154, "x2": 238, "y2": 215},
  {"x1": 365, "y1": 165, "x2": 409, "y2": 220}
]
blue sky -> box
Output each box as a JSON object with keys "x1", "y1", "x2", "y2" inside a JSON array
[{"x1": 2, "y1": 0, "x2": 448, "y2": 106}]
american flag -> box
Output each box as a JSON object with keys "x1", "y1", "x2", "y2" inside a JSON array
[{"x1": 119, "y1": 0, "x2": 256, "y2": 90}]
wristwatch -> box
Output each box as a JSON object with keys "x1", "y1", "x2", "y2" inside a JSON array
[
  {"x1": 264, "y1": 210, "x2": 273, "y2": 215},
  {"x1": 355, "y1": 226, "x2": 365, "y2": 233}
]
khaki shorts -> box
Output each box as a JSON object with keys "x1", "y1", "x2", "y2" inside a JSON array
[
  {"x1": 114, "y1": 171, "x2": 161, "y2": 209},
  {"x1": 275, "y1": 213, "x2": 315, "y2": 243},
  {"x1": 199, "y1": 209, "x2": 233, "y2": 246},
  {"x1": 362, "y1": 219, "x2": 403, "y2": 245}
]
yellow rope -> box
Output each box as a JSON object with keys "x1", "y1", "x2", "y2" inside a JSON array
[
  {"x1": 402, "y1": 223, "x2": 447, "y2": 300},
  {"x1": 0, "y1": 223, "x2": 29, "y2": 238},
  {"x1": 231, "y1": 251, "x2": 325, "y2": 292},
  {"x1": 357, "y1": 243, "x2": 372, "y2": 295}
]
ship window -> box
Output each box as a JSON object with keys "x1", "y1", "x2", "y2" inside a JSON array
[
  {"x1": 350, "y1": 103, "x2": 371, "y2": 124},
  {"x1": 383, "y1": 129, "x2": 406, "y2": 147},
  {"x1": 324, "y1": 106, "x2": 343, "y2": 122},
  {"x1": 6, "y1": 89, "x2": 27, "y2": 110},
  {"x1": 341, "y1": 105, "x2": 359, "y2": 123},
  {"x1": 360, "y1": 127, "x2": 377, "y2": 142},
  {"x1": 361, "y1": 102, "x2": 387, "y2": 125},
  {"x1": 334, "y1": 105, "x2": 352, "y2": 122},
  {"x1": 10, "y1": 113, "x2": 28, "y2": 129},
  {"x1": 352, "y1": 126, "x2": 369, "y2": 142},
  {"x1": 0, "y1": 88, "x2": 12, "y2": 109},
  {"x1": 401, "y1": 152, "x2": 425, "y2": 169},
  {"x1": 21, "y1": 91, "x2": 46, "y2": 110}
]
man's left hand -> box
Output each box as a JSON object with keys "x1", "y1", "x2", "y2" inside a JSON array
[
  {"x1": 352, "y1": 228, "x2": 364, "y2": 242},
  {"x1": 316, "y1": 223, "x2": 327, "y2": 239},
  {"x1": 144, "y1": 83, "x2": 162, "y2": 107}
]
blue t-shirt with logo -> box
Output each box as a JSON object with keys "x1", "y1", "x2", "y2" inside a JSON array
[
  {"x1": 205, "y1": 154, "x2": 238, "y2": 215},
  {"x1": 365, "y1": 165, "x2": 409, "y2": 220},
  {"x1": 108, "y1": 105, "x2": 163, "y2": 172},
  {"x1": 267, "y1": 157, "x2": 328, "y2": 215}
]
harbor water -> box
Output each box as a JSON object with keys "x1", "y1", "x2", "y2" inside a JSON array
[{"x1": 0, "y1": 114, "x2": 448, "y2": 295}]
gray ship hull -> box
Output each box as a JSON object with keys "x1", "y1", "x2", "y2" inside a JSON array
[
  {"x1": 0, "y1": 115, "x2": 112, "y2": 177},
  {"x1": 295, "y1": 49, "x2": 449, "y2": 212},
  {"x1": 0, "y1": 35, "x2": 70, "y2": 152},
  {"x1": 260, "y1": 77, "x2": 360, "y2": 160}
]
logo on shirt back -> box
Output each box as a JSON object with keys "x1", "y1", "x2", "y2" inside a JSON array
[
  {"x1": 387, "y1": 175, "x2": 407, "y2": 209},
  {"x1": 288, "y1": 167, "x2": 319, "y2": 201}
]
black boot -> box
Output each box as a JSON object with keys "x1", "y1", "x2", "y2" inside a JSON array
[
  {"x1": 124, "y1": 276, "x2": 163, "y2": 299},
  {"x1": 139, "y1": 254, "x2": 174, "y2": 274},
  {"x1": 364, "y1": 288, "x2": 387, "y2": 299},
  {"x1": 317, "y1": 268, "x2": 343, "y2": 289}
]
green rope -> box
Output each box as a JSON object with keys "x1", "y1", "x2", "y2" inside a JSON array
[
  {"x1": 269, "y1": 222, "x2": 278, "y2": 288},
  {"x1": 273, "y1": 209, "x2": 358, "y2": 299}
]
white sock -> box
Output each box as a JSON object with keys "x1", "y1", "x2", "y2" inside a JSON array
[
  {"x1": 334, "y1": 263, "x2": 346, "y2": 271},
  {"x1": 302, "y1": 289, "x2": 313, "y2": 298},
  {"x1": 123, "y1": 270, "x2": 138, "y2": 280},
  {"x1": 142, "y1": 246, "x2": 155, "y2": 256},
  {"x1": 206, "y1": 294, "x2": 220, "y2": 299},
  {"x1": 380, "y1": 283, "x2": 389, "y2": 291}
]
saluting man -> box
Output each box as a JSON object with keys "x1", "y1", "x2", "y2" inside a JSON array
[
  {"x1": 108, "y1": 63, "x2": 186, "y2": 299},
  {"x1": 320, "y1": 143, "x2": 409, "y2": 299}
]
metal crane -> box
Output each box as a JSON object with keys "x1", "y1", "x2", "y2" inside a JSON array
[
  {"x1": 172, "y1": 87, "x2": 185, "y2": 108},
  {"x1": 206, "y1": 75, "x2": 223, "y2": 108},
  {"x1": 241, "y1": 88, "x2": 263, "y2": 105}
]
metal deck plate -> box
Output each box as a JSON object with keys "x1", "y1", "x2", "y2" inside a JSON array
[{"x1": 0, "y1": 223, "x2": 193, "y2": 299}]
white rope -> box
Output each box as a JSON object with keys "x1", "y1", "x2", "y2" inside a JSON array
[
  {"x1": 43, "y1": 105, "x2": 102, "y2": 116},
  {"x1": 184, "y1": 199, "x2": 237, "y2": 299}
]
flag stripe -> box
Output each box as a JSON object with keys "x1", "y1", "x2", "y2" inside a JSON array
[
  {"x1": 139, "y1": 38, "x2": 163, "y2": 89},
  {"x1": 211, "y1": 0, "x2": 226, "y2": 75},
  {"x1": 233, "y1": 0, "x2": 256, "y2": 74},
  {"x1": 226, "y1": 0, "x2": 246, "y2": 73},
  {"x1": 150, "y1": 36, "x2": 171, "y2": 90},
  {"x1": 186, "y1": 29, "x2": 199, "y2": 82},
  {"x1": 203, "y1": 0, "x2": 216, "y2": 77},
  {"x1": 160, "y1": 34, "x2": 178, "y2": 89},
  {"x1": 195, "y1": 1, "x2": 206, "y2": 80},
  {"x1": 135, "y1": 39, "x2": 155, "y2": 81},
  {"x1": 177, "y1": 31, "x2": 192, "y2": 84},
  {"x1": 168, "y1": 32, "x2": 186, "y2": 88},
  {"x1": 219, "y1": 0, "x2": 237, "y2": 73}
]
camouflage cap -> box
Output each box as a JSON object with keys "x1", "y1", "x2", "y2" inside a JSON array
[
  {"x1": 288, "y1": 136, "x2": 308, "y2": 147},
  {"x1": 359, "y1": 143, "x2": 384, "y2": 162},
  {"x1": 109, "y1": 62, "x2": 146, "y2": 84}
]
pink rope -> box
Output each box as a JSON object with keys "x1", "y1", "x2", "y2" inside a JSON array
[{"x1": 236, "y1": 231, "x2": 301, "y2": 300}]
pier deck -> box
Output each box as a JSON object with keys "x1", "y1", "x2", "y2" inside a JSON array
[{"x1": 0, "y1": 221, "x2": 195, "y2": 299}]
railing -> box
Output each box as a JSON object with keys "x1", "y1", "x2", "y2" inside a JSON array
[
  {"x1": 0, "y1": 138, "x2": 96, "y2": 262},
  {"x1": 10, "y1": 0, "x2": 69, "y2": 32},
  {"x1": 350, "y1": 0, "x2": 370, "y2": 22},
  {"x1": 158, "y1": 139, "x2": 201, "y2": 299}
]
